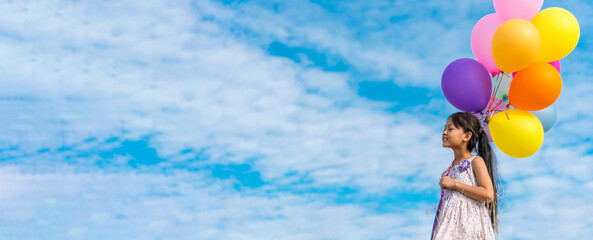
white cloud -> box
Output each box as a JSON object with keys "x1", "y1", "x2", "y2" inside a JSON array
[
  {"x1": 0, "y1": 0, "x2": 592, "y2": 239},
  {"x1": 0, "y1": 165, "x2": 427, "y2": 240},
  {"x1": 0, "y1": 0, "x2": 453, "y2": 191},
  {"x1": 200, "y1": 0, "x2": 494, "y2": 87}
]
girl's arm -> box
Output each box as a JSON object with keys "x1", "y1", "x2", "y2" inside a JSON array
[{"x1": 453, "y1": 157, "x2": 494, "y2": 202}]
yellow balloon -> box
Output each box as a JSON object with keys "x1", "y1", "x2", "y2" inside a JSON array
[
  {"x1": 531, "y1": 7, "x2": 580, "y2": 62},
  {"x1": 489, "y1": 109, "x2": 544, "y2": 158},
  {"x1": 492, "y1": 19, "x2": 541, "y2": 73}
]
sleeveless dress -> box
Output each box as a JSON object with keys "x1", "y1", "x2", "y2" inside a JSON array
[{"x1": 433, "y1": 156, "x2": 496, "y2": 240}]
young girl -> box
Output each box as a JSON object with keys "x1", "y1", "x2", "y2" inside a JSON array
[{"x1": 431, "y1": 112, "x2": 501, "y2": 239}]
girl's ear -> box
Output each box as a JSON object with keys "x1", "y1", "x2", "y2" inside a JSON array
[{"x1": 463, "y1": 131, "x2": 473, "y2": 142}]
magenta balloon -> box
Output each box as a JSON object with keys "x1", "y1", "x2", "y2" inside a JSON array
[
  {"x1": 493, "y1": 0, "x2": 543, "y2": 21},
  {"x1": 442, "y1": 58, "x2": 493, "y2": 112},
  {"x1": 471, "y1": 13, "x2": 504, "y2": 75},
  {"x1": 549, "y1": 60, "x2": 561, "y2": 72}
]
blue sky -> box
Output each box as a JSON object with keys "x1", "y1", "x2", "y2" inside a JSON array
[{"x1": 0, "y1": 0, "x2": 592, "y2": 239}]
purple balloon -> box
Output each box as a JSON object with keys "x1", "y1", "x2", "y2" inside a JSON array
[{"x1": 442, "y1": 58, "x2": 492, "y2": 112}]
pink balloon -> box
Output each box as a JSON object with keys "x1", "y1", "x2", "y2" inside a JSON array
[
  {"x1": 471, "y1": 13, "x2": 504, "y2": 75},
  {"x1": 512, "y1": 61, "x2": 561, "y2": 77},
  {"x1": 493, "y1": 0, "x2": 543, "y2": 21},
  {"x1": 549, "y1": 60, "x2": 561, "y2": 73}
]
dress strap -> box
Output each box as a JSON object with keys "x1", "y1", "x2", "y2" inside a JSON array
[{"x1": 431, "y1": 158, "x2": 456, "y2": 240}]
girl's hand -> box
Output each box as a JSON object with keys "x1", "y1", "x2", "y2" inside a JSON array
[{"x1": 439, "y1": 176, "x2": 457, "y2": 189}]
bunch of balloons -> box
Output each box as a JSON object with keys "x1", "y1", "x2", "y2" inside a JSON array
[{"x1": 441, "y1": 0, "x2": 579, "y2": 158}]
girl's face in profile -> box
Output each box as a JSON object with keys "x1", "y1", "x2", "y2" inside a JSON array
[{"x1": 442, "y1": 118, "x2": 469, "y2": 148}]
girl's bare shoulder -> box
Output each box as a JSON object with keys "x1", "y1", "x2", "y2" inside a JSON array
[{"x1": 470, "y1": 156, "x2": 485, "y2": 165}]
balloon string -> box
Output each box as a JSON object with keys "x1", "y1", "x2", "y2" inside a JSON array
[
  {"x1": 489, "y1": 72, "x2": 504, "y2": 113},
  {"x1": 486, "y1": 79, "x2": 497, "y2": 113},
  {"x1": 495, "y1": 72, "x2": 512, "y2": 106},
  {"x1": 486, "y1": 72, "x2": 513, "y2": 121},
  {"x1": 486, "y1": 74, "x2": 498, "y2": 112},
  {"x1": 491, "y1": 72, "x2": 513, "y2": 120},
  {"x1": 489, "y1": 71, "x2": 504, "y2": 111}
]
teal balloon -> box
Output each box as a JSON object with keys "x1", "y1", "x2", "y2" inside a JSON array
[{"x1": 529, "y1": 104, "x2": 557, "y2": 132}]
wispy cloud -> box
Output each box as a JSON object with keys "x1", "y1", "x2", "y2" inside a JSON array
[
  {"x1": 0, "y1": 0, "x2": 592, "y2": 239},
  {"x1": 0, "y1": 164, "x2": 430, "y2": 239}
]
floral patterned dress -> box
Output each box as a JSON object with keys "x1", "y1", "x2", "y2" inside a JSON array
[{"x1": 432, "y1": 156, "x2": 496, "y2": 240}]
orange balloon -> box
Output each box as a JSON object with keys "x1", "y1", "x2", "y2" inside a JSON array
[
  {"x1": 492, "y1": 19, "x2": 541, "y2": 73},
  {"x1": 509, "y1": 62, "x2": 562, "y2": 111}
]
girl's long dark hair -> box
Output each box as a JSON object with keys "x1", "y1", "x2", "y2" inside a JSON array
[{"x1": 449, "y1": 112, "x2": 502, "y2": 232}]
